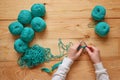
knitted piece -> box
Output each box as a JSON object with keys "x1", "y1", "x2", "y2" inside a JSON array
[
  {"x1": 91, "y1": 5, "x2": 106, "y2": 21},
  {"x1": 20, "y1": 27, "x2": 35, "y2": 43},
  {"x1": 31, "y1": 17, "x2": 46, "y2": 32},
  {"x1": 31, "y1": 3, "x2": 46, "y2": 17},
  {"x1": 18, "y1": 10, "x2": 32, "y2": 24},
  {"x1": 95, "y1": 22, "x2": 110, "y2": 37},
  {"x1": 14, "y1": 39, "x2": 28, "y2": 53},
  {"x1": 8, "y1": 21, "x2": 24, "y2": 35}
]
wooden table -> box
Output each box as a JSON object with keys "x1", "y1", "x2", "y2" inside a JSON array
[{"x1": 0, "y1": 0, "x2": 120, "y2": 80}]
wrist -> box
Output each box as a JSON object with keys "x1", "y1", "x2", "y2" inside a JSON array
[
  {"x1": 93, "y1": 60, "x2": 101, "y2": 64},
  {"x1": 68, "y1": 56, "x2": 75, "y2": 61},
  {"x1": 94, "y1": 62, "x2": 105, "y2": 71},
  {"x1": 62, "y1": 57, "x2": 74, "y2": 67}
]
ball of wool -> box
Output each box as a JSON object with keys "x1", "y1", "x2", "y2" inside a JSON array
[
  {"x1": 91, "y1": 5, "x2": 106, "y2": 21},
  {"x1": 8, "y1": 21, "x2": 24, "y2": 35},
  {"x1": 18, "y1": 45, "x2": 47, "y2": 68},
  {"x1": 31, "y1": 17, "x2": 46, "y2": 32},
  {"x1": 20, "y1": 27, "x2": 35, "y2": 43},
  {"x1": 14, "y1": 39, "x2": 28, "y2": 53},
  {"x1": 95, "y1": 22, "x2": 110, "y2": 37},
  {"x1": 18, "y1": 10, "x2": 32, "y2": 24},
  {"x1": 31, "y1": 3, "x2": 46, "y2": 17}
]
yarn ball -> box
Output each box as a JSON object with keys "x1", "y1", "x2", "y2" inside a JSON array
[
  {"x1": 31, "y1": 3, "x2": 46, "y2": 17},
  {"x1": 14, "y1": 39, "x2": 28, "y2": 53},
  {"x1": 8, "y1": 21, "x2": 24, "y2": 35},
  {"x1": 95, "y1": 22, "x2": 110, "y2": 37},
  {"x1": 91, "y1": 5, "x2": 106, "y2": 21},
  {"x1": 31, "y1": 17, "x2": 46, "y2": 32},
  {"x1": 18, "y1": 10, "x2": 32, "y2": 24},
  {"x1": 18, "y1": 45, "x2": 48, "y2": 68},
  {"x1": 20, "y1": 27, "x2": 35, "y2": 43}
]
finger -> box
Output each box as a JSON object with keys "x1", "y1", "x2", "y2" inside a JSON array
[
  {"x1": 91, "y1": 46, "x2": 97, "y2": 50},
  {"x1": 85, "y1": 47, "x2": 92, "y2": 55},
  {"x1": 74, "y1": 40, "x2": 83, "y2": 49},
  {"x1": 76, "y1": 48, "x2": 83, "y2": 56},
  {"x1": 87, "y1": 46, "x2": 94, "y2": 52}
]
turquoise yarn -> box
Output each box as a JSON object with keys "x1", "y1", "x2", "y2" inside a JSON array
[
  {"x1": 18, "y1": 45, "x2": 51, "y2": 68},
  {"x1": 18, "y1": 10, "x2": 32, "y2": 24},
  {"x1": 20, "y1": 27, "x2": 35, "y2": 43},
  {"x1": 14, "y1": 39, "x2": 28, "y2": 53},
  {"x1": 31, "y1": 17, "x2": 46, "y2": 32},
  {"x1": 95, "y1": 22, "x2": 110, "y2": 37},
  {"x1": 8, "y1": 21, "x2": 24, "y2": 35},
  {"x1": 91, "y1": 5, "x2": 106, "y2": 21},
  {"x1": 31, "y1": 3, "x2": 46, "y2": 17}
]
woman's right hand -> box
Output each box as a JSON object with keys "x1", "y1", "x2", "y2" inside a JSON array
[{"x1": 85, "y1": 46, "x2": 101, "y2": 64}]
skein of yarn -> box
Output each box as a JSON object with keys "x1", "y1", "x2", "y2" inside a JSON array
[
  {"x1": 31, "y1": 17, "x2": 46, "y2": 32},
  {"x1": 31, "y1": 3, "x2": 46, "y2": 17},
  {"x1": 18, "y1": 10, "x2": 32, "y2": 24},
  {"x1": 8, "y1": 21, "x2": 24, "y2": 35},
  {"x1": 20, "y1": 27, "x2": 35, "y2": 43},
  {"x1": 14, "y1": 39, "x2": 28, "y2": 53},
  {"x1": 91, "y1": 5, "x2": 106, "y2": 21},
  {"x1": 95, "y1": 22, "x2": 110, "y2": 37}
]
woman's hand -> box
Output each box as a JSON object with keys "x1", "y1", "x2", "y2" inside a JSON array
[
  {"x1": 68, "y1": 43, "x2": 83, "y2": 61},
  {"x1": 85, "y1": 46, "x2": 101, "y2": 64}
]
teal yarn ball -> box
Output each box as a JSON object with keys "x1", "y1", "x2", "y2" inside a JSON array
[
  {"x1": 91, "y1": 5, "x2": 106, "y2": 21},
  {"x1": 31, "y1": 3, "x2": 46, "y2": 17},
  {"x1": 14, "y1": 39, "x2": 28, "y2": 53},
  {"x1": 20, "y1": 27, "x2": 35, "y2": 43},
  {"x1": 31, "y1": 17, "x2": 46, "y2": 32},
  {"x1": 18, "y1": 10, "x2": 32, "y2": 24},
  {"x1": 95, "y1": 22, "x2": 110, "y2": 37},
  {"x1": 8, "y1": 21, "x2": 24, "y2": 35}
]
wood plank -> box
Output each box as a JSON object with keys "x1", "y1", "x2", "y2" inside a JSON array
[
  {"x1": 0, "y1": 0, "x2": 120, "y2": 19},
  {"x1": 0, "y1": 19, "x2": 120, "y2": 39},
  {"x1": 0, "y1": 37, "x2": 119, "y2": 61},
  {"x1": 0, "y1": 60, "x2": 120, "y2": 80}
]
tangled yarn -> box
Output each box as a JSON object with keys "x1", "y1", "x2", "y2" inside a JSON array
[
  {"x1": 31, "y1": 17, "x2": 46, "y2": 32},
  {"x1": 31, "y1": 3, "x2": 46, "y2": 17},
  {"x1": 91, "y1": 5, "x2": 106, "y2": 21},
  {"x1": 18, "y1": 45, "x2": 48, "y2": 68},
  {"x1": 20, "y1": 27, "x2": 35, "y2": 43},
  {"x1": 8, "y1": 21, "x2": 24, "y2": 35},
  {"x1": 95, "y1": 22, "x2": 110, "y2": 37},
  {"x1": 14, "y1": 39, "x2": 28, "y2": 53},
  {"x1": 18, "y1": 10, "x2": 32, "y2": 24},
  {"x1": 18, "y1": 39, "x2": 72, "y2": 68}
]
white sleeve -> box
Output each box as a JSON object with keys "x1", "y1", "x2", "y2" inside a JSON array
[
  {"x1": 94, "y1": 62, "x2": 110, "y2": 80},
  {"x1": 52, "y1": 57, "x2": 73, "y2": 80}
]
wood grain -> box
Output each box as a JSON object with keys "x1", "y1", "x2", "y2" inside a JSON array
[
  {"x1": 0, "y1": 0, "x2": 120, "y2": 80},
  {"x1": 0, "y1": 60, "x2": 120, "y2": 80},
  {"x1": 0, "y1": 0, "x2": 120, "y2": 19}
]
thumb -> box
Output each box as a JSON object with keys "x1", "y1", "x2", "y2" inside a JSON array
[{"x1": 76, "y1": 48, "x2": 83, "y2": 56}]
